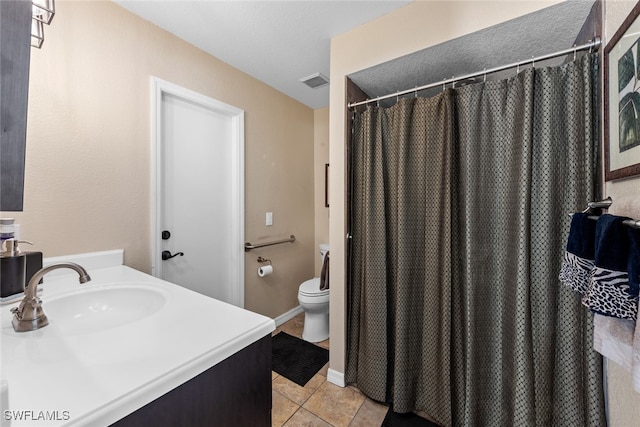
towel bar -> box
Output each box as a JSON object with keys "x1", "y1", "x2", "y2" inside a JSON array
[
  {"x1": 575, "y1": 197, "x2": 640, "y2": 229},
  {"x1": 579, "y1": 215, "x2": 640, "y2": 229},
  {"x1": 623, "y1": 219, "x2": 640, "y2": 229},
  {"x1": 586, "y1": 196, "x2": 613, "y2": 211}
]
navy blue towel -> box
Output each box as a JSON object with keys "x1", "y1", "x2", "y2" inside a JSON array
[
  {"x1": 319, "y1": 251, "x2": 330, "y2": 291},
  {"x1": 582, "y1": 214, "x2": 638, "y2": 320},
  {"x1": 559, "y1": 212, "x2": 597, "y2": 294}
]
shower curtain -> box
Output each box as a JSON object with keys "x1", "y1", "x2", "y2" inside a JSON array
[{"x1": 346, "y1": 53, "x2": 605, "y2": 426}]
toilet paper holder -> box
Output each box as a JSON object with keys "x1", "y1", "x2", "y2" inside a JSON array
[{"x1": 257, "y1": 256, "x2": 272, "y2": 265}]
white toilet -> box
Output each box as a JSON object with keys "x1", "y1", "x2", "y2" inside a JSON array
[{"x1": 298, "y1": 243, "x2": 330, "y2": 343}]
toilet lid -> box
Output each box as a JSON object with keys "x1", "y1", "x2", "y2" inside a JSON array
[{"x1": 299, "y1": 278, "x2": 329, "y2": 297}]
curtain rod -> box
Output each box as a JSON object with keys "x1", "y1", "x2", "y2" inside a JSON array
[{"x1": 348, "y1": 37, "x2": 601, "y2": 108}]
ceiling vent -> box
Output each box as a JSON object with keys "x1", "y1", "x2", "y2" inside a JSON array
[{"x1": 299, "y1": 72, "x2": 329, "y2": 89}]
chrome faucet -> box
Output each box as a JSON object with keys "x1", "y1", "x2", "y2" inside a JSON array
[{"x1": 11, "y1": 262, "x2": 91, "y2": 332}]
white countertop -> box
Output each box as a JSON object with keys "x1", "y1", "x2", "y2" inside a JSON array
[{"x1": 0, "y1": 251, "x2": 275, "y2": 426}]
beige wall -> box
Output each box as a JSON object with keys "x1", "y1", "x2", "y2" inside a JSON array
[
  {"x1": 1, "y1": 0, "x2": 315, "y2": 320},
  {"x1": 328, "y1": 0, "x2": 566, "y2": 378},
  {"x1": 602, "y1": 2, "x2": 640, "y2": 424},
  {"x1": 314, "y1": 108, "x2": 330, "y2": 274}
]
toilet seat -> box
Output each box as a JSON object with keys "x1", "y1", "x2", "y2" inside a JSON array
[{"x1": 298, "y1": 278, "x2": 329, "y2": 297}]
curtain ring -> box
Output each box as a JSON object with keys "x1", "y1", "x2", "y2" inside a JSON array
[
  {"x1": 516, "y1": 62, "x2": 520, "y2": 74},
  {"x1": 573, "y1": 45, "x2": 577, "y2": 61},
  {"x1": 452, "y1": 76, "x2": 456, "y2": 89},
  {"x1": 531, "y1": 56, "x2": 535, "y2": 68},
  {"x1": 414, "y1": 87, "x2": 418, "y2": 98},
  {"x1": 443, "y1": 79, "x2": 446, "y2": 92},
  {"x1": 483, "y1": 68, "x2": 487, "y2": 83}
]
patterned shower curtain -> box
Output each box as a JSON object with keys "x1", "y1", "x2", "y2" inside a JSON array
[{"x1": 346, "y1": 53, "x2": 605, "y2": 426}]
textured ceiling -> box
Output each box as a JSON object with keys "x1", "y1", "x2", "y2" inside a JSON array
[
  {"x1": 349, "y1": 0, "x2": 597, "y2": 107},
  {"x1": 113, "y1": 0, "x2": 412, "y2": 109},
  {"x1": 112, "y1": 1, "x2": 596, "y2": 110}
]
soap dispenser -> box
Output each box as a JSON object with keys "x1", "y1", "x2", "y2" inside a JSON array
[
  {"x1": 0, "y1": 238, "x2": 43, "y2": 300},
  {"x1": 1, "y1": 239, "x2": 28, "y2": 298}
]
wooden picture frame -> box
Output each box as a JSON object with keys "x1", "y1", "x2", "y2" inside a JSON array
[{"x1": 604, "y1": 1, "x2": 640, "y2": 181}]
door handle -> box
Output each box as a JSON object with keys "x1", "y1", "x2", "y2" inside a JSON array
[{"x1": 162, "y1": 250, "x2": 184, "y2": 261}]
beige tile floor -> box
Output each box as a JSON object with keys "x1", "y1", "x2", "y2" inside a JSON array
[{"x1": 272, "y1": 313, "x2": 390, "y2": 427}]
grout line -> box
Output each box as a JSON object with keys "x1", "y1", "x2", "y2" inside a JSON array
[
  {"x1": 347, "y1": 398, "x2": 369, "y2": 427},
  {"x1": 282, "y1": 406, "x2": 299, "y2": 427},
  {"x1": 274, "y1": 316, "x2": 348, "y2": 426}
]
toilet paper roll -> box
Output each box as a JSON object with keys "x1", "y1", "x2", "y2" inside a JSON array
[{"x1": 258, "y1": 265, "x2": 273, "y2": 277}]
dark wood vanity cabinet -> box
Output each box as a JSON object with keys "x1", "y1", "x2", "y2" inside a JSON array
[
  {"x1": 0, "y1": 0, "x2": 32, "y2": 211},
  {"x1": 111, "y1": 334, "x2": 272, "y2": 427}
]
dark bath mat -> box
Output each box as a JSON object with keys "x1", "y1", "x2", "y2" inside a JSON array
[
  {"x1": 382, "y1": 409, "x2": 442, "y2": 427},
  {"x1": 272, "y1": 332, "x2": 329, "y2": 387}
]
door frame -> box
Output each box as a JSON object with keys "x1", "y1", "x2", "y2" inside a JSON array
[{"x1": 150, "y1": 77, "x2": 245, "y2": 307}]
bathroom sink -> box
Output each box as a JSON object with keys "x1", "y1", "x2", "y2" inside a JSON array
[{"x1": 44, "y1": 284, "x2": 168, "y2": 335}]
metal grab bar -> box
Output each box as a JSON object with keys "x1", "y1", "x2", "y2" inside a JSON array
[{"x1": 245, "y1": 235, "x2": 296, "y2": 252}]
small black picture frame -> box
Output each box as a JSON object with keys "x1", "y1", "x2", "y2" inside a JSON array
[{"x1": 324, "y1": 163, "x2": 329, "y2": 208}]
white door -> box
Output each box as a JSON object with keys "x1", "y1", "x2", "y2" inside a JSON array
[{"x1": 151, "y1": 78, "x2": 244, "y2": 307}]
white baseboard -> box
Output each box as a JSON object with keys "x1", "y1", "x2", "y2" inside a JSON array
[
  {"x1": 274, "y1": 305, "x2": 304, "y2": 327},
  {"x1": 327, "y1": 368, "x2": 345, "y2": 387}
]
